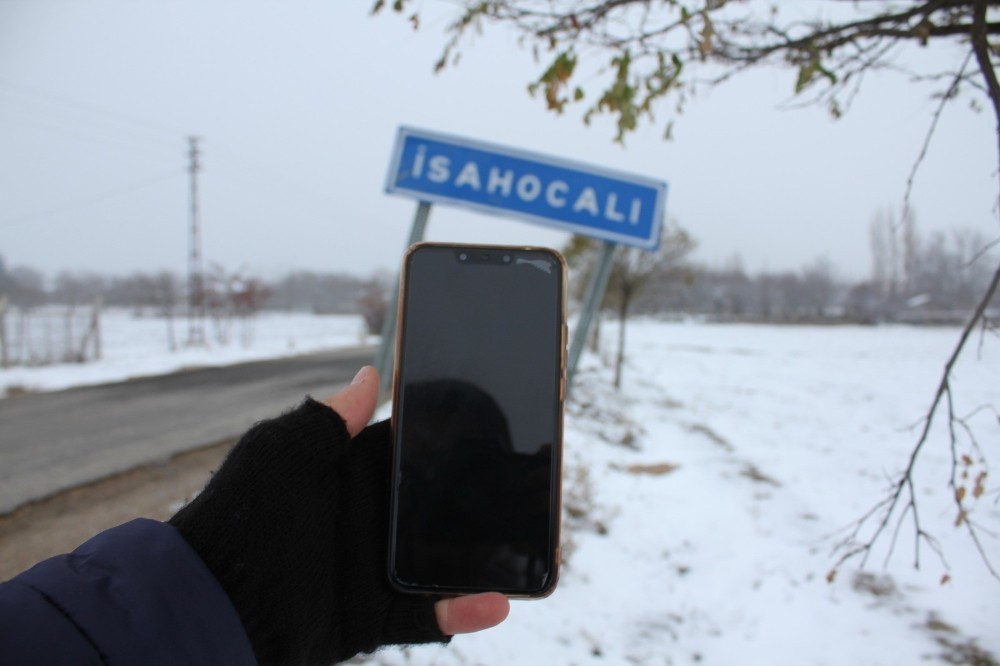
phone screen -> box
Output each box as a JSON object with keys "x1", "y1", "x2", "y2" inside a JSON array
[{"x1": 389, "y1": 243, "x2": 565, "y2": 597}]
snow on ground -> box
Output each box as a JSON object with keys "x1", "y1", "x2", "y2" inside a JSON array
[
  {"x1": 373, "y1": 320, "x2": 999, "y2": 666},
  {"x1": 2, "y1": 312, "x2": 997, "y2": 664},
  {"x1": 0, "y1": 309, "x2": 371, "y2": 395}
]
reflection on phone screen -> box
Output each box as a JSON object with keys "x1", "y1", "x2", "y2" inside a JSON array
[{"x1": 391, "y1": 245, "x2": 563, "y2": 596}]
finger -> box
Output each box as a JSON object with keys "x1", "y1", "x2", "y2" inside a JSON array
[
  {"x1": 434, "y1": 592, "x2": 510, "y2": 636},
  {"x1": 322, "y1": 365, "x2": 379, "y2": 438}
]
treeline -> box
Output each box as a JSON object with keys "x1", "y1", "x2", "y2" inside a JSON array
[
  {"x1": 2, "y1": 214, "x2": 995, "y2": 325},
  {"x1": 0, "y1": 260, "x2": 388, "y2": 315},
  {"x1": 626, "y1": 221, "x2": 997, "y2": 324}
]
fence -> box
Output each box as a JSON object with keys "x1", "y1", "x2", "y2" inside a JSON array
[{"x1": 0, "y1": 297, "x2": 102, "y2": 368}]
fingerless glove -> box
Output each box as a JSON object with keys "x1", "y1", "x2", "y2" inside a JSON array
[{"x1": 169, "y1": 399, "x2": 448, "y2": 665}]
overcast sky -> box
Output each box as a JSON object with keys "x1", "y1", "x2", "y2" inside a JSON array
[{"x1": 1, "y1": 1, "x2": 996, "y2": 283}]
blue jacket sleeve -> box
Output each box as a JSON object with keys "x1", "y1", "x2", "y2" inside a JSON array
[{"x1": 0, "y1": 518, "x2": 256, "y2": 665}]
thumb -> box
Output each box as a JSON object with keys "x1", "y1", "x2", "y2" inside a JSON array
[
  {"x1": 323, "y1": 365, "x2": 379, "y2": 437},
  {"x1": 435, "y1": 593, "x2": 510, "y2": 635}
]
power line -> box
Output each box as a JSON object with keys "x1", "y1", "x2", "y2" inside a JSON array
[
  {"x1": 0, "y1": 80, "x2": 348, "y2": 224},
  {"x1": 209, "y1": 142, "x2": 346, "y2": 211},
  {"x1": 0, "y1": 77, "x2": 188, "y2": 139},
  {"x1": 0, "y1": 77, "x2": 188, "y2": 168},
  {"x1": 0, "y1": 104, "x2": 180, "y2": 161},
  {"x1": 0, "y1": 169, "x2": 184, "y2": 227}
]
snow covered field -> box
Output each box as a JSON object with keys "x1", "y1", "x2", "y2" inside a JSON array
[
  {"x1": 1, "y1": 312, "x2": 997, "y2": 664},
  {"x1": 0, "y1": 309, "x2": 372, "y2": 395},
  {"x1": 376, "y1": 321, "x2": 999, "y2": 666}
]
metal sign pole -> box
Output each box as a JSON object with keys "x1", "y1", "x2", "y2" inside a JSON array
[
  {"x1": 374, "y1": 200, "x2": 431, "y2": 401},
  {"x1": 566, "y1": 240, "x2": 617, "y2": 392}
]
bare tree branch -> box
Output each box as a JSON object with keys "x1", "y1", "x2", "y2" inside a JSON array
[
  {"x1": 972, "y1": 0, "x2": 1000, "y2": 218},
  {"x1": 833, "y1": 260, "x2": 1000, "y2": 579},
  {"x1": 901, "y1": 50, "x2": 975, "y2": 227}
]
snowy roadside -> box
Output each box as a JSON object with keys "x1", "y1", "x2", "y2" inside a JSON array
[
  {"x1": 3, "y1": 312, "x2": 997, "y2": 664},
  {"x1": 371, "y1": 320, "x2": 999, "y2": 665},
  {"x1": 1, "y1": 310, "x2": 372, "y2": 396}
]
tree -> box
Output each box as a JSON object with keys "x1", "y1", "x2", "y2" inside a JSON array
[
  {"x1": 870, "y1": 208, "x2": 904, "y2": 318},
  {"x1": 0, "y1": 256, "x2": 13, "y2": 297},
  {"x1": 266, "y1": 271, "x2": 367, "y2": 313},
  {"x1": 7, "y1": 265, "x2": 47, "y2": 308},
  {"x1": 51, "y1": 271, "x2": 104, "y2": 307},
  {"x1": 376, "y1": 1, "x2": 1000, "y2": 143},
  {"x1": 357, "y1": 275, "x2": 389, "y2": 336},
  {"x1": 870, "y1": 216, "x2": 996, "y2": 318},
  {"x1": 800, "y1": 256, "x2": 836, "y2": 318},
  {"x1": 199, "y1": 264, "x2": 270, "y2": 346},
  {"x1": 375, "y1": 0, "x2": 1000, "y2": 579},
  {"x1": 607, "y1": 225, "x2": 695, "y2": 387},
  {"x1": 144, "y1": 272, "x2": 181, "y2": 352}
]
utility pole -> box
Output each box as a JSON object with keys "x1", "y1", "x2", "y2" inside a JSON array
[{"x1": 186, "y1": 136, "x2": 206, "y2": 346}]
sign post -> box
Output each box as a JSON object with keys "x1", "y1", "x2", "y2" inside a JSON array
[
  {"x1": 374, "y1": 200, "x2": 431, "y2": 399},
  {"x1": 566, "y1": 240, "x2": 617, "y2": 388},
  {"x1": 381, "y1": 126, "x2": 668, "y2": 393}
]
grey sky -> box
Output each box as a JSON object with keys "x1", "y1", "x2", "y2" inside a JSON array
[{"x1": 1, "y1": 1, "x2": 995, "y2": 283}]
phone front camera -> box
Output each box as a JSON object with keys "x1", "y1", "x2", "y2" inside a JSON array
[
  {"x1": 503, "y1": 255, "x2": 511, "y2": 263},
  {"x1": 459, "y1": 252, "x2": 468, "y2": 261}
]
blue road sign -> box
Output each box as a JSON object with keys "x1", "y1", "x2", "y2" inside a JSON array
[{"x1": 385, "y1": 127, "x2": 668, "y2": 250}]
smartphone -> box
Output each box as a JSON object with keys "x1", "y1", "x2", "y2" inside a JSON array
[{"x1": 389, "y1": 242, "x2": 566, "y2": 598}]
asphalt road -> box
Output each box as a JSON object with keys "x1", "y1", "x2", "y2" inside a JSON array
[{"x1": 0, "y1": 346, "x2": 376, "y2": 515}]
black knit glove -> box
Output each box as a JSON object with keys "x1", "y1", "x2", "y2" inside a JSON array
[{"x1": 169, "y1": 399, "x2": 449, "y2": 665}]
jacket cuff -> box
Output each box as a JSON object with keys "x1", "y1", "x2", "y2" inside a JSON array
[{"x1": 12, "y1": 518, "x2": 256, "y2": 666}]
